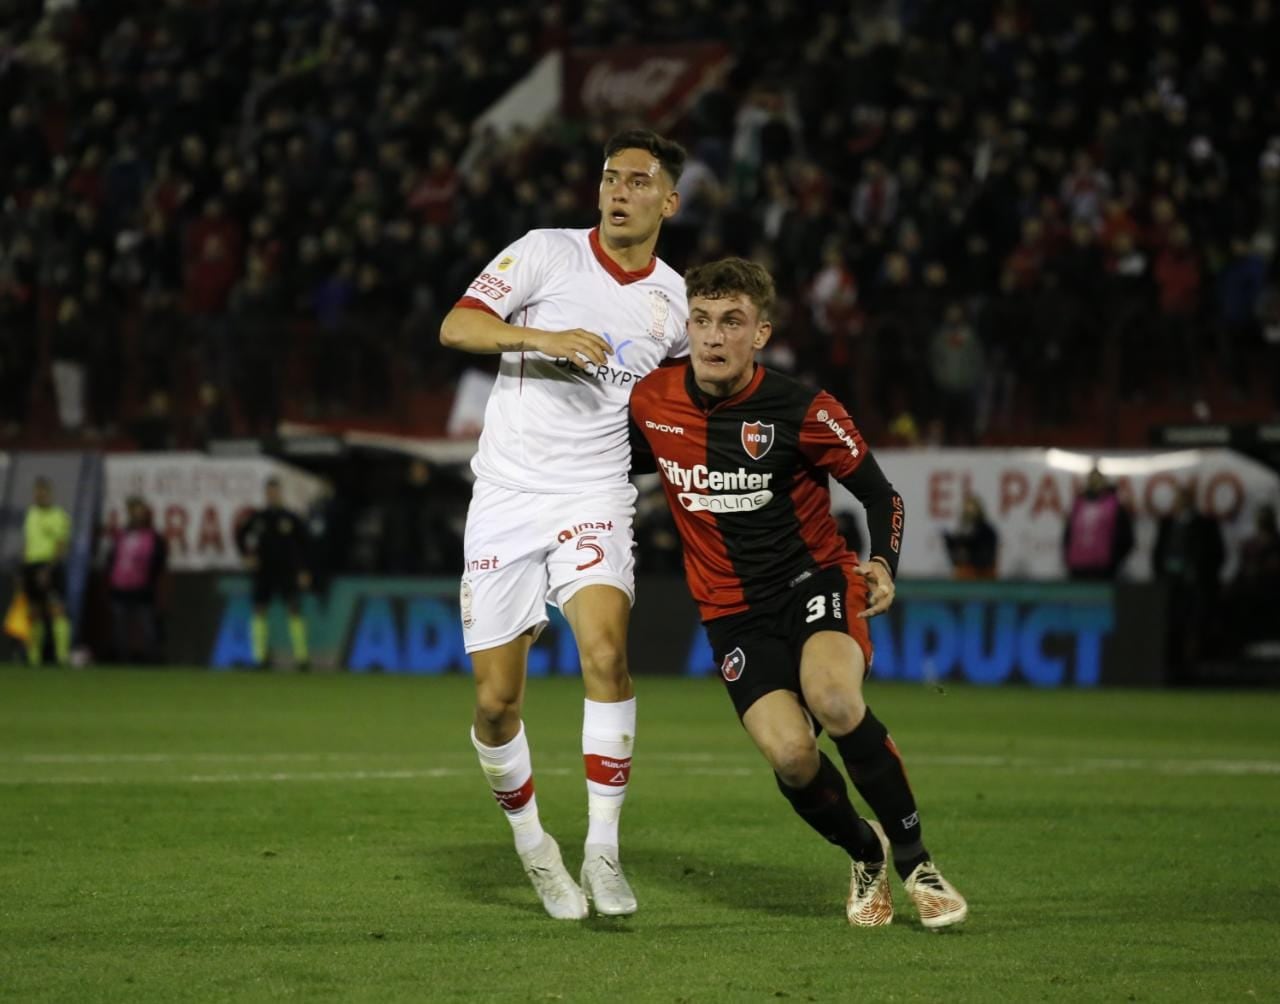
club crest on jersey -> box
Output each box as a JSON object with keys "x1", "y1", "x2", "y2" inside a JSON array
[
  {"x1": 721, "y1": 647, "x2": 746, "y2": 682},
  {"x1": 741, "y1": 421, "x2": 775, "y2": 460},
  {"x1": 648, "y1": 290, "x2": 670, "y2": 341}
]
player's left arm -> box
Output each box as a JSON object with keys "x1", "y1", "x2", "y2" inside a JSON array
[{"x1": 798, "y1": 391, "x2": 904, "y2": 618}]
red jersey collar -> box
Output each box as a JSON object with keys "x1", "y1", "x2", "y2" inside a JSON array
[
  {"x1": 685, "y1": 361, "x2": 766, "y2": 412},
  {"x1": 590, "y1": 227, "x2": 657, "y2": 285}
]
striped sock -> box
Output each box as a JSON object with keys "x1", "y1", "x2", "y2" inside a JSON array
[{"x1": 471, "y1": 723, "x2": 545, "y2": 854}]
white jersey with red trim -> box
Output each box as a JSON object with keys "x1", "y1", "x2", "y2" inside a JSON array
[{"x1": 456, "y1": 227, "x2": 688, "y2": 493}]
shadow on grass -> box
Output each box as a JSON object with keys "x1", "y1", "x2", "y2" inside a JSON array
[{"x1": 432, "y1": 839, "x2": 841, "y2": 921}]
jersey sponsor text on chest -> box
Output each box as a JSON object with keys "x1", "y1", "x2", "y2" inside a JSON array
[{"x1": 658, "y1": 458, "x2": 774, "y2": 492}]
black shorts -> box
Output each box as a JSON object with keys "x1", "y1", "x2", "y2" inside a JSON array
[
  {"x1": 22, "y1": 562, "x2": 65, "y2": 609},
  {"x1": 252, "y1": 568, "x2": 300, "y2": 606},
  {"x1": 703, "y1": 563, "x2": 873, "y2": 720}
]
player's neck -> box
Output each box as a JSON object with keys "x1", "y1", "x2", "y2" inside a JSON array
[
  {"x1": 695, "y1": 364, "x2": 756, "y2": 401},
  {"x1": 596, "y1": 228, "x2": 657, "y2": 272}
]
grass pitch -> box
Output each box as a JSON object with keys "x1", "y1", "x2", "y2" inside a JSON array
[{"x1": 1, "y1": 667, "x2": 1277, "y2": 1003}]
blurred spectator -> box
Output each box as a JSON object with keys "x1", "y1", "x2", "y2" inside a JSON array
[
  {"x1": 1223, "y1": 504, "x2": 1280, "y2": 655},
  {"x1": 943, "y1": 495, "x2": 998, "y2": 579},
  {"x1": 1216, "y1": 237, "x2": 1267, "y2": 396},
  {"x1": 382, "y1": 459, "x2": 463, "y2": 575},
  {"x1": 1152, "y1": 223, "x2": 1204, "y2": 401},
  {"x1": 928, "y1": 302, "x2": 984, "y2": 444},
  {"x1": 51, "y1": 296, "x2": 89, "y2": 431},
  {"x1": 191, "y1": 382, "x2": 233, "y2": 449},
  {"x1": 131, "y1": 392, "x2": 178, "y2": 452},
  {"x1": 1062, "y1": 467, "x2": 1134, "y2": 581},
  {"x1": 0, "y1": 0, "x2": 1278, "y2": 444},
  {"x1": 1152, "y1": 486, "x2": 1225, "y2": 675},
  {"x1": 105, "y1": 497, "x2": 168, "y2": 663}
]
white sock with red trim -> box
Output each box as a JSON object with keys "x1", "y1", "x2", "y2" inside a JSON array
[
  {"x1": 582, "y1": 697, "x2": 636, "y2": 851},
  {"x1": 471, "y1": 723, "x2": 545, "y2": 854}
]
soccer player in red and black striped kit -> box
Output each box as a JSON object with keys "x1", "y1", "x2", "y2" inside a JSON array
[{"x1": 630, "y1": 258, "x2": 967, "y2": 928}]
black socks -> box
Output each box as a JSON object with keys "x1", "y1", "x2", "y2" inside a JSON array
[
  {"x1": 833, "y1": 708, "x2": 930, "y2": 880},
  {"x1": 776, "y1": 752, "x2": 883, "y2": 863}
]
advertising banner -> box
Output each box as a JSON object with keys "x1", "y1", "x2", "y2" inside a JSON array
[
  {"x1": 162, "y1": 575, "x2": 1166, "y2": 687},
  {"x1": 561, "y1": 43, "x2": 731, "y2": 129},
  {"x1": 103, "y1": 455, "x2": 326, "y2": 571},
  {"x1": 834, "y1": 448, "x2": 1280, "y2": 580}
]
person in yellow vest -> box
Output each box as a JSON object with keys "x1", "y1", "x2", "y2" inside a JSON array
[{"x1": 22, "y1": 477, "x2": 72, "y2": 666}]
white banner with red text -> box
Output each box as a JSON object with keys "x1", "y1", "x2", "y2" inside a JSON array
[
  {"x1": 103, "y1": 454, "x2": 326, "y2": 571},
  {"x1": 831, "y1": 448, "x2": 1280, "y2": 581}
]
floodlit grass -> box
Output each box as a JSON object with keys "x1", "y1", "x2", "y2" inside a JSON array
[{"x1": 2, "y1": 667, "x2": 1277, "y2": 1002}]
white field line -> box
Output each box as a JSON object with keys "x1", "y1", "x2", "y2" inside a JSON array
[
  {"x1": 0, "y1": 752, "x2": 1277, "y2": 785},
  {"x1": 0, "y1": 765, "x2": 758, "y2": 786}
]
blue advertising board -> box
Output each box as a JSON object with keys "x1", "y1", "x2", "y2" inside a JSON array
[{"x1": 170, "y1": 576, "x2": 1163, "y2": 687}]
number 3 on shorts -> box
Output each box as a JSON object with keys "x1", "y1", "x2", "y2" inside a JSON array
[
  {"x1": 575, "y1": 533, "x2": 605, "y2": 571},
  {"x1": 805, "y1": 594, "x2": 826, "y2": 623}
]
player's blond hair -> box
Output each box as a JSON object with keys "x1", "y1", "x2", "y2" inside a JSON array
[{"x1": 684, "y1": 258, "x2": 776, "y2": 321}]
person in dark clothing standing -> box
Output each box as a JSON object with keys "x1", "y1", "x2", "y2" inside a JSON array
[
  {"x1": 1152, "y1": 487, "x2": 1225, "y2": 677},
  {"x1": 943, "y1": 494, "x2": 999, "y2": 579},
  {"x1": 383, "y1": 459, "x2": 463, "y2": 574},
  {"x1": 235, "y1": 477, "x2": 311, "y2": 669}
]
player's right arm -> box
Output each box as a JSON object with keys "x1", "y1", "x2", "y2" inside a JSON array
[
  {"x1": 439, "y1": 307, "x2": 612, "y2": 367},
  {"x1": 438, "y1": 230, "x2": 611, "y2": 366}
]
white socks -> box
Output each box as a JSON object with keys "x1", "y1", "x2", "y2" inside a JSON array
[
  {"x1": 471, "y1": 723, "x2": 546, "y2": 854},
  {"x1": 473, "y1": 699, "x2": 636, "y2": 855},
  {"x1": 582, "y1": 697, "x2": 636, "y2": 851}
]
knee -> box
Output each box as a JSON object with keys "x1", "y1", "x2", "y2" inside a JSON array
[
  {"x1": 578, "y1": 637, "x2": 628, "y2": 683},
  {"x1": 805, "y1": 676, "x2": 866, "y2": 736},
  {"x1": 474, "y1": 683, "x2": 522, "y2": 734},
  {"x1": 767, "y1": 735, "x2": 820, "y2": 789}
]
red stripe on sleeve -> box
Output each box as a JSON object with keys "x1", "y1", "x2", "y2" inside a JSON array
[{"x1": 454, "y1": 295, "x2": 500, "y2": 317}]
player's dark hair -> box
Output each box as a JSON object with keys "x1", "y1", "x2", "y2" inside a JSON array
[
  {"x1": 603, "y1": 129, "x2": 686, "y2": 185},
  {"x1": 684, "y1": 257, "x2": 777, "y2": 321}
]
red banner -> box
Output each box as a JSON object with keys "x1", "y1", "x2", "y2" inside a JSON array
[{"x1": 562, "y1": 44, "x2": 732, "y2": 129}]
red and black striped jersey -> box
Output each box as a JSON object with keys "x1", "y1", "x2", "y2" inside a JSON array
[{"x1": 629, "y1": 362, "x2": 903, "y2": 621}]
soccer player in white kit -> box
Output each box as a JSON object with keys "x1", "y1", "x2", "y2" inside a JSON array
[{"x1": 439, "y1": 130, "x2": 689, "y2": 919}]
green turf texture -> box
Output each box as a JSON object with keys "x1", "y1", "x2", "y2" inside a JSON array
[{"x1": 2, "y1": 668, "x2": 1277, "y2": 1003}]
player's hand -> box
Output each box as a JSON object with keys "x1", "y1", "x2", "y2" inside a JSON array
[
  {"x1": 533, "y1": 328, "x2": 612, "y2": 368},
  {"x1": 855, "y1": 558, "x2": 896, "y2": 619},
  {"x1": 297, "y1": 571, "x2": 312, "y2": 591}
]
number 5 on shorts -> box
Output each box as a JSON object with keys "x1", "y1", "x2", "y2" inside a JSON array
[{"x1": 576, "y1": 534, "x2": 605, "y2": 571}]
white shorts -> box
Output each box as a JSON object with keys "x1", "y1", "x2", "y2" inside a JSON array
[{"x1": 460, "y1": 479, "x2": 638, "y2": 653}]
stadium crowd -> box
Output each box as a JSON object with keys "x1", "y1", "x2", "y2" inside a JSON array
[{"x1": 1, "y1": 0, "x2": 1279, "y2": 447}]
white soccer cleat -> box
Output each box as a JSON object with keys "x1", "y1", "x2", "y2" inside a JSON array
[
  {"x1": 846, "y1": 820, "x2": 894, "y2": 926},
  {"x1": 580, "y1": 844, "x2": 638, "y2": 916},
  {"x1": 903, "y1": 859, "x2": 968, "y2": 929},
  {"x1": 519, "y1": 834, "x2": 588, "y2": 920}
]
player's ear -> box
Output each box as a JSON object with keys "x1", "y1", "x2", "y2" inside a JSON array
[
  {"x1": 753, "y1": 320, "x2": 772, "y2": 350},
  {"x1": 662, "y1": 188, "x2": 680, "y2": 220}
]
